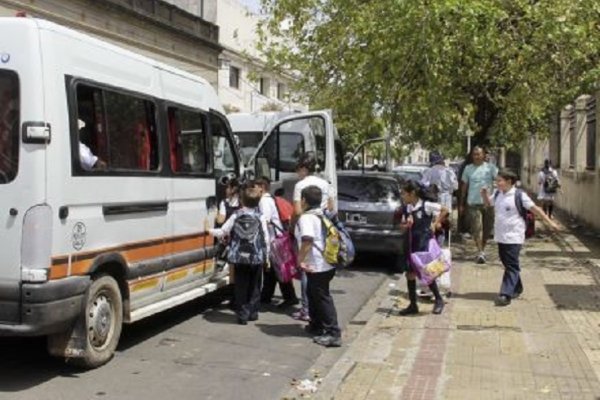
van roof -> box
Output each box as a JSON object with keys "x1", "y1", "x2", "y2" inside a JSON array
[
  {"x1": 3, "y1": 17, "x2": 211, "y2": 88},
  {"x1": 228, "y1": 111, "x2": 297, "y2": 133}
]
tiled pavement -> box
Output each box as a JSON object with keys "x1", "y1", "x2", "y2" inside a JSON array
[{"x1": 294, "y1": 223, "x2": 600, "y2": 400}]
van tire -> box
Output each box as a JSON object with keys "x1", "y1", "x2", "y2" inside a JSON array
[{"x1": 72, "y1": 275, "x2": 123, "y2": 368}]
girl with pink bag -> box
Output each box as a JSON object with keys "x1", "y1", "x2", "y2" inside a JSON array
[{"x1": 398, "y1": 181, "x2": 449, "y2": 315}]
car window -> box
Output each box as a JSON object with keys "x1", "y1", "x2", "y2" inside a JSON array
[{"x1": 338, "y1": 176, "x2": 400, "y2": 202}]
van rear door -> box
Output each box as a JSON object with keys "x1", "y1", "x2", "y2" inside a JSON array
[
  {"x1": 0, "y1": 19, "x2": 47, "y2": 324},
  {"x1": 247, "y1": 111, "x2": 337, "y2": 204}
]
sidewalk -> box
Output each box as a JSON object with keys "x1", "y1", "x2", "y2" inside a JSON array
[{"x1": 286, "y1": 221, "x2": 600, "y2": 399}]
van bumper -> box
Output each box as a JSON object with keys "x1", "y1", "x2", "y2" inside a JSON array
[{"x1": 0, "y1": 276, "x2": 90, "y2": 336}]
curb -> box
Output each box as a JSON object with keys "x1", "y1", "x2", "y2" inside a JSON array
[{"x1": 281, "y1": 274, "x2": 400, "y2": 400}]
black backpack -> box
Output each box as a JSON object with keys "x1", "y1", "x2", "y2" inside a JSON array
[
  {"x1": 227, "y1": 210, "x2": 267, "y2": 265},
  {"x1": 543, "y1": 172, "x2": 559, "y2": 193}
]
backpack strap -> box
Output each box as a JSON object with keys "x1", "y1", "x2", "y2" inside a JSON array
[{"x1": 514, "y1": 189, "x2": 527, "y2": 221}]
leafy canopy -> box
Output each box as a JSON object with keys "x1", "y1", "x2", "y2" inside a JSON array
[{"x1": 257, "y1": 0, "x2": 600, "y2": 152}]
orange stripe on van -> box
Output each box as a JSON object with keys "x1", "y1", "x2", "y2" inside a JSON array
[
  {"x1": 130, "y1": 277, "x2": 160, "y2": 292},
  {"x1": 49, "y1": 232, "x2": 213, "y2": 280}
]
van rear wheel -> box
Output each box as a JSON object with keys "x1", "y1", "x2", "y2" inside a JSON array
[{"x1": 72, "y1": 275, "x2": 123, "y2": 368}]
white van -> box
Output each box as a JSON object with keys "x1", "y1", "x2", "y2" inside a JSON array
[
  {"x1": 0, "y1": 17, "x2": 337, "y2": 367},
  {"x1": 228, "y1": 111, "x2": 342, "y2": 200}
]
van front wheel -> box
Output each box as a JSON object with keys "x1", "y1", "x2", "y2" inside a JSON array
[{"x1": 74, "y1": 275, "x2": 123, "y2": 368}]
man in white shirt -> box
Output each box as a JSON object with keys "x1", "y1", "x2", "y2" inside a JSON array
[
  {"x1": 293, "y1": 152, "x2": 336, "y2": 216},
  {"x1": 482, "y1": 169, "x2": 559, "y2": 306}
]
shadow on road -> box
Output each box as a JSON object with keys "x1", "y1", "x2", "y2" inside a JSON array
[
  {"x1": 545, "y1": 284, "x2": 600, "y2": 312},
  {"x1": 450, "y1": 291, "x2": 497, "y2": 302},
  {"x1": 254, "y1": 323, "x2": 308, "y2": 338}
]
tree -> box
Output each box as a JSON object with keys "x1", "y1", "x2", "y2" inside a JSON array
[{"x1": 257, "y1": 0, "x2": 600, "y2": 151}]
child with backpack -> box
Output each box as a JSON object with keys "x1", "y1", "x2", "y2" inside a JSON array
[
  {"x1": 481, "y1": 169, "x2": 559, "y2": 306},
  {"x1": 207, "y1": 184, "x2": 270, "y2": 325},
  {"x1": 537, "y1": 159, "x2": 560, "y2": 219},
  {"x1": 296, "y1": 185, "x2": 342, "y2": 347},
  {"x1": 398, "y1": 181, "x2": 449, "y2": 316},
  {"x1": 255, "y1": 177, "x2": 299, "y2": 309}
]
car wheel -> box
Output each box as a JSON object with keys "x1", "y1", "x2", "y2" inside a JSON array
[{"x1": 72, "y1": 275, "x2": 123, "y2": 368}]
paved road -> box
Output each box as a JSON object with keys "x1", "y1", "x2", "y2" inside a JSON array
[{"x1": 0, "y1": 255, "x2": 391, "y2": 400}]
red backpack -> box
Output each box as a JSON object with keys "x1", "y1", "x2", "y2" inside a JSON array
[{"x1": 273, "y1": 196, "x2": 294, "y2": 227}]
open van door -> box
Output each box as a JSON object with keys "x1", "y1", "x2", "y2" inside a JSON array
[{"x1": 247, "y1": 111, "x2": 336, "y2": 204}]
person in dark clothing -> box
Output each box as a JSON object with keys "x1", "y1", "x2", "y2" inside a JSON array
[{"x1": 398, "y1": 181, "x2": 449, "y2": 315}]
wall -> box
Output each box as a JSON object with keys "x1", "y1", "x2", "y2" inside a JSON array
[
  {"x1": 521, "y1": 93, "x2": 600, "y2": 230},
  {"x1": 172, "y1": 0, "x2": 307, "y2": 113}
]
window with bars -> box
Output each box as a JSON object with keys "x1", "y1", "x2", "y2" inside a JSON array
[
  {"x1": 229, "y1": 66, "x2": 240, "y2": 89},
  {"x1": 587, "y1": 97, "x2": 596, "y2": 170}
]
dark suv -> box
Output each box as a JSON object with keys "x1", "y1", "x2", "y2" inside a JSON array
[{"x1": 337, "y1": 171, "x2": 405, "y2": 268}]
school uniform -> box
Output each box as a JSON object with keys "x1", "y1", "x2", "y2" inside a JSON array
[
  {"x1": 296, "y1": 209, "x2": 340, "y2": 341},
  {"x1": 490, "y1": 188, "x2": 535, "y2": 299},
  {"x1": 209, "y1": 208, "x2": 270, "y2": 323}
]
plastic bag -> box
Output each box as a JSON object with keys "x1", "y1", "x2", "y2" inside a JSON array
[{"x1": 410, "y1": 238, "x2": 451, "y2": 286}]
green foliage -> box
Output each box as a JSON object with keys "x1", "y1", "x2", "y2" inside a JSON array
[{"x1": 257, "y1": 0, "x2": 600, "y2": 150}]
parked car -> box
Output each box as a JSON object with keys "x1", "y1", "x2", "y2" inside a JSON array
[
  {"x1": 393, "y1": 164, "x2": 429, "y2": 182},
  {"x1": 337, "y1": 171, "x2": 405, "y2": 268}
]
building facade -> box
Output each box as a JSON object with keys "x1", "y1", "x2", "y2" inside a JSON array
[
  {"x1": 168, "y1": 0, "x2": 307, "y2": 113},
  {"x1": 0, "y1": 0, "x2": 221, "y2": 86},
  {"x1": 521, "y1": 93, "x2": 600, "y2": 229}
]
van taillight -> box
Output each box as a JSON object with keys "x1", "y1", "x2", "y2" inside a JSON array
[
  {"x1": 15, "y1": 11, "x2": 27, "y2": 17},
  {"x1": 21, "y1": 205, "x2": 53, "y2": 283}
]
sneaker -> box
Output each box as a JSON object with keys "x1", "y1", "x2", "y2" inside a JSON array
[
  {"x1": 476, "y1": 253, "x2": 486, "y2": 264},
  {"x1": 432, "y1": 300, "x2": 444, "y2": 314},
  {"x1": 313, "y1": 335, "x2": 342, "y2": 347},
  {"x1": 494, "y1": 295, "x2": 511, "y2": 307},
  {"x1": 292, "y1": 309, "x2": 310, "y2": 322}
]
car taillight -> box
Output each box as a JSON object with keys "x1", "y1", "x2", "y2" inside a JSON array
[{"x1": 21, "y1": 205, "x2": 53, "y2": 283}]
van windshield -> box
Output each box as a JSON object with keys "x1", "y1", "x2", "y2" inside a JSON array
[{"x1": 0, "y1": 70, "x2": 19, "y2": 183}]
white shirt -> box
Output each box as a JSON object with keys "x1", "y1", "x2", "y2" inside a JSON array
[
  {"x1": 490, "y1": 187, "x2": 535, "y2": 244},
  {"x1": 537, "y1": 168, "x2": 559, "y2": 197},
  {"x1": 295, "y1": 210, "x2": 335, "y2": 273},
  {"x1": 421, "y1": 165, "x2": 458, "y2": 194},
  {"x1": 293, "y1": 175, "x2": 335, "y2": 210},
  {"x1": 79, "y1": 142, "x2": 98, "y2": 171},
  {"x1": 218, "y1": 196, "x2": 240, "y2": 218},
  {"x1": 259, "y1": 194, "x2": 283, "y2": 237},
  {"x1": 208, "y1": 208, "x2": 270, "y2": 259},
  {"x1": 407, "y1": 199, "x2": 442, "y2": 218}
]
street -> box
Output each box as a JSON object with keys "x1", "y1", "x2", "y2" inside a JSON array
[{"x1": 0, "y1": 256, "x2": 391, "y2": 400}]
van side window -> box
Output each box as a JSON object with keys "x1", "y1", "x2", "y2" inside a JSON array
[
  {"x1": 167, "y1": 107, "x2": 207, "y2": 174},
  {"x1": 0, "y1": 70, "x2": 19, "y2": 183},
  {"x1": 210, "y1": 116, "x2": 237, "y2": 177},
  {"x1": 74, "y1": 84, "x2": 158, "y2": 173}
]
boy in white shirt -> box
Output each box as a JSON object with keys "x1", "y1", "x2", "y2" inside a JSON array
[
  {"x1": 296, "y1": 185, "x2": 341, "y2": 347},
  {"x1": 482, "y1": 169, "x2": 559, "y2": 306},
  {"x1": 292, "y1": 152, "x2": 336, "y2": 321}
]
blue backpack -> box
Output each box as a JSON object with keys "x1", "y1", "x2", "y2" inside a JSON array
[{"x1": 227, "y1": 210, "x2": 267, "y2": 265}]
